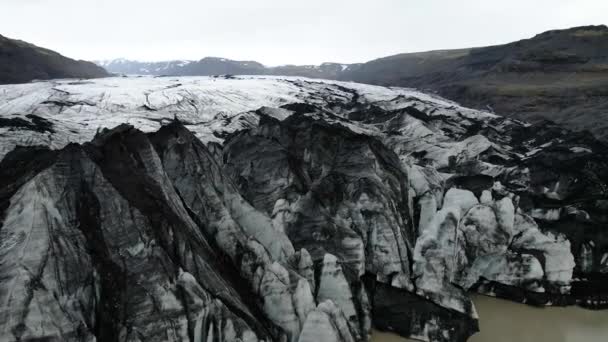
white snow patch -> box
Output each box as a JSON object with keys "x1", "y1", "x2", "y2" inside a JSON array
[{"x1": 570, "y1": 146, "x2": 592, "y2": 153}]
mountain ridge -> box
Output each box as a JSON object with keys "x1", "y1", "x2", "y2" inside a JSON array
[
  {"x1": 96, "y1": 57, "x2": 356, "y2": 79},
  {"x1": 0, "y1": 34, "x2": 109, "y2": 85}
]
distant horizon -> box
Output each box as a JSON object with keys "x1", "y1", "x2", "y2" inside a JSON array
[
  {"x1": 1, "y1": 0, "x2": 607, "y2": 65},
  {"x1": 94, "y1": 56, "x2": 356, "y2": 67},
  {"x1": 50, "y1": 20, "x2": 608, "y2": 66},
  {"x1": 4, "y1": 23, "x2": 605, "y2": 68},
  {"x1": 94, "y1": 21, "x2": 600, "y2": 66}
]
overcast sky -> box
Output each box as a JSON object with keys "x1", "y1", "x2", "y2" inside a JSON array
[{"x1": 1, "y1": 0, "x2": 606, "y2": 65}]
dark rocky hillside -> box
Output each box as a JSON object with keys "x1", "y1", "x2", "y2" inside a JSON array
[
  {"x1": 0, "y1": 34, "x2": 109, "y2": 85},
  {"x1": 340, "y1": 25, "x2": 608, "y2": 140}
]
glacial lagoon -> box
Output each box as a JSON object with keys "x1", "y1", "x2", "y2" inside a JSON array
[{"x1": 373, "y1": 295, "x2": 608, "y2": 342}]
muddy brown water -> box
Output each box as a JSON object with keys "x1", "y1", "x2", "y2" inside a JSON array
[{"x1": 373, "y1": 295, "x2": 608, "y2": 342}]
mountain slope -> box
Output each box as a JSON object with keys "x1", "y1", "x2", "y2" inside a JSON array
[
  {"x1": 0, "y1": 34, "x2": 109, "y2": 85},
  {"x1": 0, "y1": 76, "x2": 607, "y2": 341},
  {"x1": 340, "y1": 25, "x2": 608, "y2": 140}
]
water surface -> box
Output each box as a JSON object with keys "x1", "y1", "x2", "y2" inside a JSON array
[{"x1": 373, "y1": 295, "x2": 608, "y2": 342}]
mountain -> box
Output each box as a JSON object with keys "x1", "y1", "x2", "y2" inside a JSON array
[
  {"x1": 1, "y1": 75, "x2": 606, "y2": 342},
  {"x1": 0, "y1": 34, "x2": 109, "y2": 85},
  {"x1": 97, "y1": 57, "x2": 267, "y2": 76},
  {"x1": 96, "y1": 58, "x2": 195, "y2": 75},
  {"x1": 271, "y1": 62, "x2": 355, "y2": 79},
  {"x1": 97, "y1": 57, "x2": 355, "y2": 78},
  {"x1": 97, "y1": 26, "x2": 608, "y2": 140},
  {"x1": 340, "y1": 25, "x2": 608, "y2": 140}
]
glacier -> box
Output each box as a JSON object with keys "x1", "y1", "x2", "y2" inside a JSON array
[{"x1": 0, "y1": 75, "x2": 607, "y2": 342}]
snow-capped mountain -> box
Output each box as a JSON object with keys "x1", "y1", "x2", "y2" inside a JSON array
[
  {"x1": 95, "y1": 58, "x2": 196, "y2": 75},
  {"x1": 96, "y1": 58, "x2": 356, "y2": 79},
  {"x1": 0, "y1": 76, "x2": 606, "y2": 342}
]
